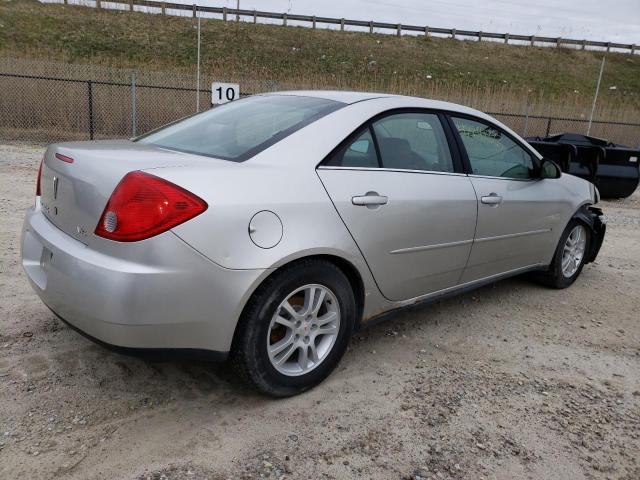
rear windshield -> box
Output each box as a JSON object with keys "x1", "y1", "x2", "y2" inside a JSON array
[{"x1": 137, "y1": 95, "x2": 344, "y2": 162}]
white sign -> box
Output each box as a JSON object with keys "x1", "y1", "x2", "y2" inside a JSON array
[{"x1": 211, "y1": 82, "x2": 240, "y2": 105}]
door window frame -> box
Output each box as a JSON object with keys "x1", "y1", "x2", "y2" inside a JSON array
[
  {"x1": 318, "y1": 108, "x2": 466, "y2": 175},
  {"x1": 443, "y1": 113, "x2": 542, "y2": 181}
]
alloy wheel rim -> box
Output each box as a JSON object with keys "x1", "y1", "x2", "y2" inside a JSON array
[
  {"x1": 266, "y1": 284, "x2": 341, "y2": 376},
  {"x1": 561, "y1": 225, "x2": 587, "y2": 278}
]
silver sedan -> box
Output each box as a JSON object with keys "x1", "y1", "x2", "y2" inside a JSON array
[{"x1": 21, "y1": 91, "x2": 606, "y2": 396}]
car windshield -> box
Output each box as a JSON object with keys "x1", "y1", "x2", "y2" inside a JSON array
[{"x1": 137, "y1": 95, "x2": 345, "y2": 161}]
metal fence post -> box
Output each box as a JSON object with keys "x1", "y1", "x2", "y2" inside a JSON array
[
  {"x1": 313, "y1": 16, "x2": 317, "y2": 29},
  {"x1": 545, "y1": 118, "x2": 552, "y2": 137},
  {"x1": 223, "y1": 7, "x2": 227, "y2": 21},
  {"x1": 523, "y1": 102, "x2": 530, "y2": 137},
  {"x1": 131, "y1": 70, "x2": 137, "y2": 137},
  {"x1": 340, "y1": 18, "x2": 344, "y2": 31},
  {"x1": 588, "y1": 57, "x2": 605, "y2": 136},
  {"x1": 196, "y1": 15, "x2": 201, "y2": 112},
  {"x1": 451, "y1": 28, "x2": 456, "y2": 39},
  {"x1": 253, "y1": 10, "x2": 257, "y2": 23},
  {"x1": 504, "y1": 33, "x2": 509, "y2": 44},
  {"x1": 87, "y1": 80, "x2": 95, "y2": 140},
  {"x1": 478, "y1": 31, "x2": 483, "y2": 42},
  {"x1": 283, "y1": 13, "x2": 287, "y2": 26},
  {"x1": 397, "y1": 24, "x2": 401, "y2": 36}
]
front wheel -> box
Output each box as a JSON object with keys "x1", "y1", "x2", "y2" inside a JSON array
[
  {"x1": 231, "y1": 259, "x2": 356, "y2": 397},
  {"x1": 535, "y1": 220, "x2": 591, "y2": 289}
]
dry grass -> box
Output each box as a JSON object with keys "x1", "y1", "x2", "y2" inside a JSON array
[{"x1": 2, "y1": 55, "x2": 639, "y2": 145}]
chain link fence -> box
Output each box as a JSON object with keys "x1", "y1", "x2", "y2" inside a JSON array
[
  {"x1": 0, "y1": 58, "x2": 276, "y2": 144},
  {"x1": 489, "y1": 112, "x2": 640, "y2": 146},
  {"x1": 2, "y1": 57, "x2": 640, "y2": 146}
]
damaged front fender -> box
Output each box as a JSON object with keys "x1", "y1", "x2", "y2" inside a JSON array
[{"x1": 573, "y1": 205, "x2": 607, "y2": 264}]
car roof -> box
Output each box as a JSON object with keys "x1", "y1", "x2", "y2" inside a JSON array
[
  {"x1": 268, "y1": 90, "x2": 486, "y2": 117},
  {"x1": 270, "y1": 90, "x2": 391, "y2": 104}
]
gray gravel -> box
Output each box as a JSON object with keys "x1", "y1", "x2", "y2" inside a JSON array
[{"x1": 0, "y1": 144, "x2": 638, "y2": 480}]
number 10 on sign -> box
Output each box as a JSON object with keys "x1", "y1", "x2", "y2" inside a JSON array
[{"x1": 211, "y1": 83, "x2": 240, "y2": 105}]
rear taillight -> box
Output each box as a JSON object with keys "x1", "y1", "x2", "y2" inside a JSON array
[
  {"x1": 95, "y1": 171, "x2": 207, "y2": 242},
  {"x1": 36, "y1": 158, "x2": 43, "y2": 197}
]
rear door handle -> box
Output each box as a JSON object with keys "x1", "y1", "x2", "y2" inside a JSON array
[
  {"x1": 352, "y1": 193, "x2": 388, "y2": 206},
  {"x1": 481, "y1": 193, "x2": 503, "y2": 205}
]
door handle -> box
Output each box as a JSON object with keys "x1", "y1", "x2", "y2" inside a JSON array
[
  {"x1": 481, "y1": 193, "x2": 503, "y2": 205},
  {"x1": 352, "y1": 193, "x2": 388, "y2": 206}
]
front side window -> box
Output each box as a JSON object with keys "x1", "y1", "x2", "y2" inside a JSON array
[
  {"x1": 372, "y1": 113, "x2": 454, "y2": 172},
  {"x1": 451, "y1": 116, "x2": 535, "y2": 179},
  {"x1": 137, "y1": 95, "x2": 344, "y2": 162}
]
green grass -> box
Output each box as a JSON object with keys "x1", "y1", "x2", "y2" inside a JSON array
[{"x1": 1, "y1": 0, "x2": 639, "y2": 110}]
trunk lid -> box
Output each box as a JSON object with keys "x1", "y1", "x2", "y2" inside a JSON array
[{"x1": 39, "y1": 140, "x2": 220, "y2": 245}]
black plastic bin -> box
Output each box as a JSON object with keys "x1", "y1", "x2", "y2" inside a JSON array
[{"x1": 526, "y1": 133, "x2": 639, "y2": 199}]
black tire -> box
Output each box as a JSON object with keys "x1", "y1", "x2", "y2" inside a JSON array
[
  {"x1": 533, "y1": 219, "x2": 591, "y2": 289},
  {"x1": 231, "y1": 259, "x2": 356, "y2": 397}
]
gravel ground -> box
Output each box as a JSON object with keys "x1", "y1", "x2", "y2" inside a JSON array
[{"x1": 0, "y1": 143, "x2": 638, "y2": 480}]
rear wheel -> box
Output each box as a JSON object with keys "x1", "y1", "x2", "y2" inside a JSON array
[
  {"x1": 231, "y1": 259, "x2": 356, "y2": 397},
  {"x1": 534, "y1": 220, "x2": 590, "y2": 289}
]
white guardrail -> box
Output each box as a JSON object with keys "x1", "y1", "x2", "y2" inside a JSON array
[{"x1": 51, "y1": 0, "x2": 638, "y2": 54}]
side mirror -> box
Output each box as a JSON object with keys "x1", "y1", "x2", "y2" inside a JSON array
[{"x1": 540, "y1": 158, "x2": 561, "y2": 179}]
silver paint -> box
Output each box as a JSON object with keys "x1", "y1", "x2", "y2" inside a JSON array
[{"x1": 21, "y1": 91, "x2": 596, "y2": 354}]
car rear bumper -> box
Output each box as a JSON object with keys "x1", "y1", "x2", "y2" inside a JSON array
[{"x1": 21, "y1": 206, "x2": 267, "y2": 353}]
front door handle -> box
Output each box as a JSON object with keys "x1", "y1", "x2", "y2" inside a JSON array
[
  {"x1": 352, "y1": 192, "x2": 388, "y2": 207},
  {"x1": 481, "y1": 193, "x2": 503, "y2": 205}
]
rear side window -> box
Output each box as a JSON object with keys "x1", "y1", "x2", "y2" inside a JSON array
[
  {"x1": 325, "y1": 129, "x2": 379, "y2": 168},
  {"x1": 373, "y1": 113, "x2": 454, "y2": 172},
  {"x1": 451, "y1": 116, "x2": 535, "y2": 179},
  {"x1": 325, "y1": 111, "x2": 454, "y2": 172},
  {"x1": 137, "y1": 95, "x2": 344, "y2": 162}
]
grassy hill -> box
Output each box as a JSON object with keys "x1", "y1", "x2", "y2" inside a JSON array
[{"x1": 1, "y1": 0, "x2": 639, "y2": 113}]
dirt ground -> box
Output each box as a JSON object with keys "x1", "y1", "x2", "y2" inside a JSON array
[{"x1": 0, "y1": 143, "x2": 638, "y2": 480}]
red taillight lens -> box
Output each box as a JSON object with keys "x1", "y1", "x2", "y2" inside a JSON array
[
  {"x1": 95, "y1": 171, "x2": 207, "y2": 242},
  {"x1": 36, "y1": 157, "x2": 43, "y2": 197}
]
